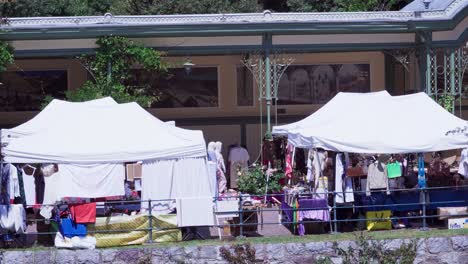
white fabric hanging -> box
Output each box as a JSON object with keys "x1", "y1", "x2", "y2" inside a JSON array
[
  {"x1": 39, "y1": 163, "x2": 125, "y2": 219},
  {"x1": 8, "y1": 164, "x2": 19, "y2": 201},
  {"x1": 141, "y1": 157, "x2": 213, "y2": 226},
  {"x1": 22, "y1": 167, "x2": 36, "y2": 207},
  {"x1": 335, "y1": 153, "x2": 355, "y2": 204},
  {"x1": 0, "y1": 204, "x2": 26, "y2": 233},
  {"x1": 176, "y1": 197, "x2": 214, "y2": 227},
  {"x1": 58, "y1": 163, "x2": 125, "y2": 198}
]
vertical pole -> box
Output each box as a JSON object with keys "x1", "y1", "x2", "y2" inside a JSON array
[
  {"x1": 333, "y1": 191, "x2": 337, "y2": 233},
  {"x1": 148, "y1": 199, "x2": 153, "y2": 243},
  {"x1": 426, "y1": 47, "x2": 431, "y2": 95},
  {"x1": 421, "y1": 187, "x2": 427, "y2": 230},
  {"x1": 450, "y1": 48, "x2": 456, "y2": 114},
  {"x1": 239, "y1": 193, "x2": 244, "y2": 237},
  {"x1": 265, "y1": 46, "x2": 272, "y2": 137}
]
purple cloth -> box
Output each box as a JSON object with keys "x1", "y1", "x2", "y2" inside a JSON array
[
  {"x1": 297, "y1": 198, "x2": 329, "y2": 236},
  {"x1": 281, "y1": 198, "x2": 329, "y2": 236}
]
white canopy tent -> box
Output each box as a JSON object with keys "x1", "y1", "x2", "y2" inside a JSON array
[
  {"x1": 2, "y1": 100, "x2": 206, "y2": 163},
  {"x1": 1, "y1": 98, "x2": 214, "y2": 225},
  {"x1": 273, "y1": 92, "x2": 468, "y2": 153},
  {"x1": 1, "y1": 97, "x2": 118, "y2": 144}
]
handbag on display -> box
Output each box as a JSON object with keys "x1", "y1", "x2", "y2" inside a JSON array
[
  {"x1": 366, "y1": 210, "x2": 392, "y2": 231},
  {"x1": 386, "y1": 162, "x2": 402, "y2": 178}
]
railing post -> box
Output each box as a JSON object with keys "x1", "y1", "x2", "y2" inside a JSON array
[
  {"x1": 239, "y1": 193, "x2": 244, "y2": 237},
  {"x1": 148, "y1": 199, "x2": 153, "y2": 243},
  {"x1": 333, "y1": 191, "x2": 338, "y2": 233},
  {"x1": 421, "y1": 188, "x2": 428, "y2": 231}
]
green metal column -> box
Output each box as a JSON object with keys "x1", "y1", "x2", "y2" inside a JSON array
[
  {"x1": 265, "y1": 49, "x2": 271, "y2": 137},
  {"x1": 263, "y1": 33, "x2": 273, "y2": 137},
  {"x1": 450, "y1": 48, "x2": 456, "y2": 95},
  {"x1": 426, "y1": 47, "x2": 431, "y2": 95}
]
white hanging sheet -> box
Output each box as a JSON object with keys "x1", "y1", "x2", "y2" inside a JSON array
[{"x1": 141, "y1": 157, "x2": 213, "y2": 226}]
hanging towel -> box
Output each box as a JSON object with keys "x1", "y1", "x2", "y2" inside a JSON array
[
  {"x1": 176, "y1": 197, "x2": 214, "y2": 227},
  {"x1": 70, "y1": 202, "x2": 97, "y2": 224},
  {"x1": 0, "y1": 204, "x2": 26, "y2": 233},
  {"x1": 22, "y1": 167, "x2": 36, "y2": 208}
]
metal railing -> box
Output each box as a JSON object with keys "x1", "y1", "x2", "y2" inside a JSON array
[{"x1": 1, "y1": 185, "x2": 467, "y2": 248}]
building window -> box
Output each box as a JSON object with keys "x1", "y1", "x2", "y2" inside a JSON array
[
  {"x1": 127, "y1": 67, "x2": 219, "y2": 108},
  {"x1": 277, "y1": 64, "x2": 370, "y2": 105},
  {"x1": 0, "y1": 70, "x2": 67, "y2": 111},
  {"x1": 237, "y1": 66, "x2": 254, "y2": 106}
]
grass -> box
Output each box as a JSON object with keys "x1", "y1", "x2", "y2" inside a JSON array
[{"x1": 3, "y1": 228, "x2": 467, "y2": 251}]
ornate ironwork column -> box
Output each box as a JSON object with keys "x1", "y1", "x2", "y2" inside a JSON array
[{"x1": 242, "y1": 51, "x2": 294, "y2": 137}]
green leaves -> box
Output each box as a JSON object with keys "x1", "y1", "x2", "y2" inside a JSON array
[
  {"x1": 43, "y1": 36, "x2": 166, "y2": 108},
  {"x1": 0, "y1": 41, "x2": 14, "y2": 72},
  {"x1": 237, "y1": 165, "x2": 282, "y2": 195}
]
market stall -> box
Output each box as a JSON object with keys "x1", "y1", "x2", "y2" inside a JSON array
[
  {"x1": 0, "y1": 97, "x2": 213, "y2": 247},
  {"x1": 272, "y1": 91, "x2": 468, "y2": 233}
]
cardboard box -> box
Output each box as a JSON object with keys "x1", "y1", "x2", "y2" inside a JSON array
[
  {"x1": 448, "y1": 218, "x2": 468, "y2": 230},
  {"x1": 126, "y1": 163, "x2": 142, "y2": 181}
]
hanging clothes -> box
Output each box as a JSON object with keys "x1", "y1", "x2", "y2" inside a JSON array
[
  {"x1": 70, "y1": 202, "x2": 97, "y2": 224},
  {"x1": 306, "y1": 149, "x2": 313, "y2": 182},
  {"x1": 285, "y1": 144, "x2": 294, "y2": 179},
  {"x1": 215, "y1": 142, "x2": 227, "y2": 192},
  {"x1": 228, "y1": 145, "x2": 250, "y2": 189},
  {"x1": 0, "y1": 204, "x2": 26, "y2": 233},
  {"x1": 207, "y1": 142, "x2": 217, "y2": 162},
  {"x1": 22, "y1": 166, "x2": 36, "y2": 208},
  {"x1": 366, "y1": 160, "x2": 390, "y2": 196},
  {"x1": 312, "y1": 150, "x2": 327, "y2": 189},
  {"x1": 335, "y1": 153, "x2": 355, "y2": 204},
  {"x1": 8, "y1": 164, "x2": 20, "y2": 203},
  {"x1": 1, "y1": 163, "x2": 11, "y2": 205}
]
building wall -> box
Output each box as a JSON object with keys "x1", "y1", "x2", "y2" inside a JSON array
[{"x1": 0, "y1": 51, "x2": 385, "y2": 159}]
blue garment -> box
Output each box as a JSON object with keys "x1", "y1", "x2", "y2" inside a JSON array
[{"x1": 207, "y1": 150, "x2": 217, "y2": 162}]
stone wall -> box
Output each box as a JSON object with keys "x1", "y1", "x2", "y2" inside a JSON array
[{"x1": 0, "y1": 235, "x2": 467, "y2": 264}]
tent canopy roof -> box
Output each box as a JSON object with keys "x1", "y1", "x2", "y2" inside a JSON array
[
  {"x1": 2, "y1": 98, "x2": 206, "y2": 163},
  {"x1": 273, "y1": 91, "x2": 468, "y2": 154}
]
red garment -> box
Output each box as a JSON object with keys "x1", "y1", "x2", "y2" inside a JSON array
[
  {"x1": 69, "y1": 202, "x2": 96, "y2": 224},
  {"x1": 285, "y1": 144, "x2": 294, "y2": 179}
]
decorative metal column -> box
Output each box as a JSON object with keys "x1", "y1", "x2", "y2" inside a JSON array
[
  {"x1": 426, "y1": 42, "x2": 468, "y2": 115},
  {"x1": 242, "y1": 52, "x2": 294, "y2": 137}
]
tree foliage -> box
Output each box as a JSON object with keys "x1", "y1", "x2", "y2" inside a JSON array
[
  {"x1": 111, "y1": 0, "x2": 260, "y2": 15},
  {"x1": 0, "y1": 41, "x2": 14, "y2": 72},
  {"x1": 44, "y1": 36, "x2": 167, "y2": 107},
  {"x1": 1, "y1": 0, "x2": 411, "y2": 17}
]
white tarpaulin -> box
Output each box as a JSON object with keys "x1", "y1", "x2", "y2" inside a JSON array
[
  {"x1": 1, "y1": 97, "x2": 117, "y2": 143},
  {"x1": 2, "y1": 100, "x2": 207, "y2": 163},
  {"x1": 273, "y1": 92, "x2": 468, "y2": 153}
]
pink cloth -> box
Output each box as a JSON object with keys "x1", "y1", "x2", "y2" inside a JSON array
[{"x1": 285, "y1": 144, "x2": 294, "y2": 179}]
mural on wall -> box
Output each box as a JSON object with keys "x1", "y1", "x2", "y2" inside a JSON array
[
  {"x1": 0, "y1": 70, "x2": 67, "y2": 111},
  {"x1": 128, "y1": 67, "x2": 219, "y2": 108},
  {"x1": 277, "y1": 64, "x2": 370, "y2": 104}
]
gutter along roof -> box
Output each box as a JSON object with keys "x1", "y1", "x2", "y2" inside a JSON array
[{"x1": 0, "y1": 0, "x2": 466, "y2": 40}]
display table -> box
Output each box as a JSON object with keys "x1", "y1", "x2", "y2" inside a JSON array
[
  {"x1": 230, "y1": 203, "x2": 266, "y2": 236},
  {"x1": 281, "y1": 197, "x2": 330, "y2": 236}
]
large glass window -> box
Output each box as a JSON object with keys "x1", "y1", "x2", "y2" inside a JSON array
[
  {"x1": 0, "y1": 70, "x2": 67, "y2": 111},
  {"x1": 128, "y1": 67, "x2": 219, "y2": 108},
  {"x1": 278, "y1": 64, "x2": 370, "y2": 105}
]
